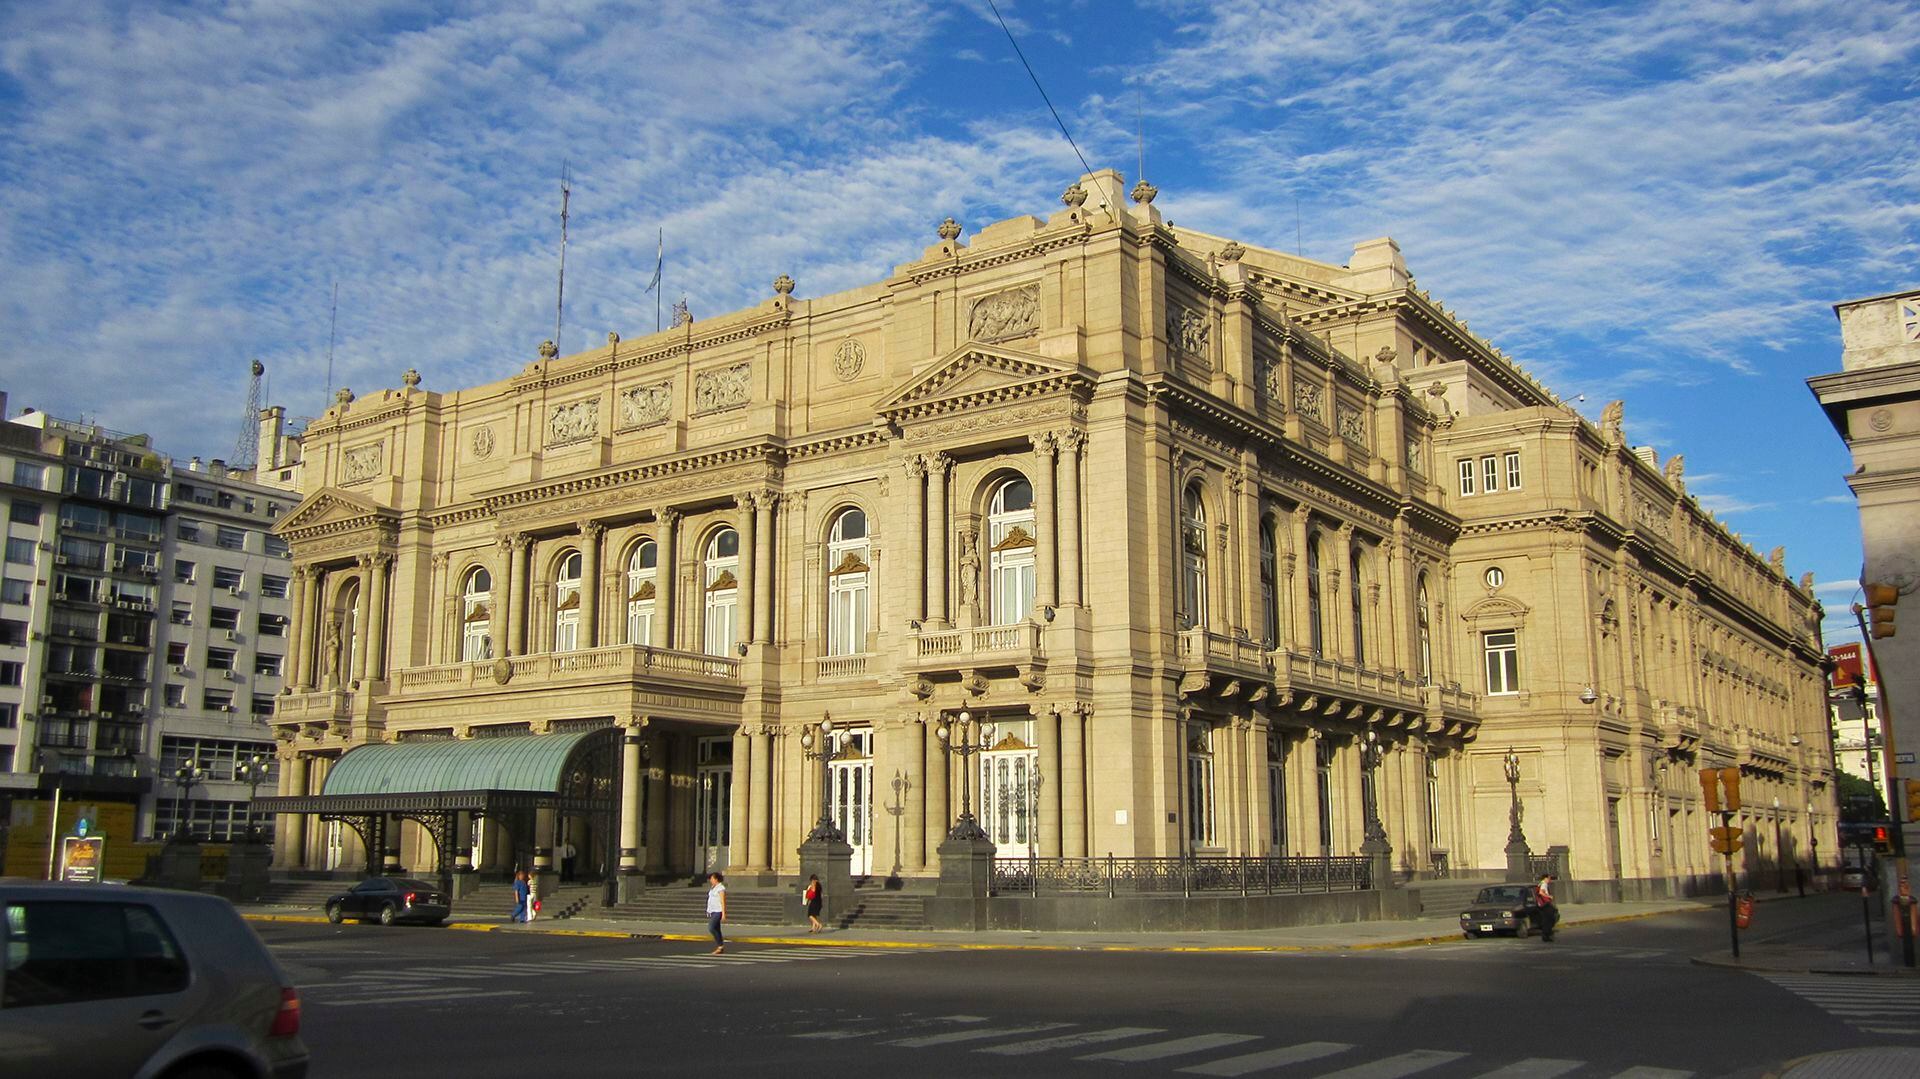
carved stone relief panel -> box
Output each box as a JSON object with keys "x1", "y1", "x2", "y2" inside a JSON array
[
  {"x1": 1405, "y1": 440, "x2": 1424, "y2": 476},
  {"x1": 1635, "y1": 497, "x2": 1672, "y2": 539},
  {"x1": 1337, "y1": 407, "x2": 1368, "y2": 447},
  {"x1": 470, "y1": 426, "x2": 496, "y2": 460},
  {"x1": 1167, "y1": 306, "x2": 1211, "y2": 367},
  {"x1": 618, "y1": 381, "x2": 672, "y2": 430},
  {"x1": 342, "y1": 443, "x2": 384, "y2": 483},
  {"x1": 546, "y1": 398, "x2": 599, "y2": 447},
  {"x1": 832, "y1": 339, "x2": 866, "y2": 382},
  {"x1": 693, "y1": 362, "x2": 752, "y2": 414},
  {"x1": 1260, "y1": 356, "x2": 1283, "y2": 404},
  {"x1": 1293, "y1": 381, "x2": 1324, "y2": 422},
  {"x1": 967, "y1": 283, "x2": 1040, "y2": 343}
]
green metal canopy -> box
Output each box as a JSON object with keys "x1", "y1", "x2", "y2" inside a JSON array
[{"x1": 322, "y1": 731, "x2": 598, "y2": 797}]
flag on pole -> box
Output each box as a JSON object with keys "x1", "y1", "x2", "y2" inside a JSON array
[{"x1": 644, "y1": 228, "x2": 662, "y2": 293}]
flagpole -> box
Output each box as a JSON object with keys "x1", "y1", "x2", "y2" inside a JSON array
[
  {"x1": 555, "y1": 164, "x2": 571, "y2": 348},
  {"x1": 655, "y1": 229, "x2": 663, "y2": 334}
]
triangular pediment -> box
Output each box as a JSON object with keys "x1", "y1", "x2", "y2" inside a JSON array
[
  {"x1": 275, "y1": 486, "x2": 396, "y2": 536},
  {"x1": 874, "y1": 344, "x2": 1088, "y2": 419}
]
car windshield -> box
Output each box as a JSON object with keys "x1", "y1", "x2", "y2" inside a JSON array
[
  {"x1": 1475, "y1": 886, "x2": 1533, "y2": 904},
  {"x1": 397, "y1": 880, "x2": 439, "y2": 893},
  {"x1": 351, "y1": 880, "x2": 395, "y2": 893}
]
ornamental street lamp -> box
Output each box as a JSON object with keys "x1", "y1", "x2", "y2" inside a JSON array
[
  {"x1": 798, "y1": 715, "x2": 845, "y2": 844},
  {"x1": 1504, "y1": 747, "x2": 1532, "y2": 881},
  {"x1": 172, "y1": 758, "x2": 206, "y2": 841},
  {"x1": 1360, "y1": 729, "x2": 1388, "y2": 844},
  {"x1": 234, "y1": 754, "x2": 271, "y2": 842},
  {"x1": 935, "y1": 711, "x2": 995, "y2": 841}
]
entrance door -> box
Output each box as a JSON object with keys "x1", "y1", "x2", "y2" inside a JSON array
[
  {"x1": 695, "y1": 737, "x2": 732, "y2": 875},
  {"x1": 829, "y1": 729, "x2": 873, "y2": 877},
  {"x1": 979, "y1": 724, "x2": 1039, "y2": 858},
  {"x1": 324, "y1": 820, "x2": 344, "y2": 871}
]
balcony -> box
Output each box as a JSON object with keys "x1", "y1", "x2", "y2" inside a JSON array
[
  {"x1": 812, "y1": 653, "x2": 874, "y2": 681},
  {"x1": 1176, "y1": 637, "x2": 1481, "y2": 734},
  {"x1": 1175, "y1": 629, "x2": 1275, "y2": 694},
  {"x1": 393, "y1": 643, "x2": 741, "y2": 696},
  {"x1": 907, "y1": 621, "x2": 1045, "y2": 670}
]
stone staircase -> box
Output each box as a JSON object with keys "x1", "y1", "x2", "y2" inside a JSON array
[
  {"x1": 1406, "y1": 878, "x2": 1505, "y2": 919},
  {"x1": 835, "y1": 892, "x2": 928, "y2": 931},
  {"x1": 601, "y1": 885, "x2": 792, "y2": 926},
  {"x1": 253, "y1": 880, "x2": 352, "y2": 908},
  {"x1": 466, "y1": 881, "x2": 603, "y2": 921}
]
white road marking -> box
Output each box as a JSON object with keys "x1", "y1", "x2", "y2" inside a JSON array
[
  {"x1": 1605, "y1": 1068, "x2": 1693, "y2": 1079},
  {"x1": 318, "y1": 988, "x2": 529, "y2": 1007},
  {"x1": 1470, "y1": 1059, "x2": 1585, "y2": 1079},
  {"x1": 888, "y1": 1022, "x2": 1075, "y2": 1048},
  {"x1": 1179, "y1": 1040, "x2": 1354, "y2": 1076},
  {"x1": 976, "y1": 1026, "x2": 1164, "y2": 1056},
  {"x1": 1310, "y1": 1049, "x2": 1468, "y2": 1079},
  {"x1": 1081, "y1": 1033, "x2": 1263, "y2": 1062}
]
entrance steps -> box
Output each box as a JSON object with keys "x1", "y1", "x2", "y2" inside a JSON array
[
  {"x1": 1406, "y1": 877, "x2": 1505, "y2": 919},
  {"x1": 255, "y1": 880, "x2": 351, "y2": 907},
  {"x1": 835, "y1": 892, "x2": 928, "y2": 931},
  {"x1": 603, "y1": 884, "x2": 792, "y2": 927},
  {"x1": 465, "y1": 881, "x2": 603, "y2": 921}
]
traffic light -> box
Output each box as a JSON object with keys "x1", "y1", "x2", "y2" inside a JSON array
[
  {"x1": 1867, "y1": 583, "x2": 1899, "y2": 639},
  {"x1": 1709, "y1": 826, "x2": 1745, "y2": 855},
  {"x1": 1699, "y1": 767, "x2": 1742, "y2": 812},
  {"x1": 1907, "y1": 779, "x2": 1920, "y2": 824},
  {"x1": 1722, "y1": 768, "x2": 1742, "y2": 811},
  {"x1": 1875, "y1": 825, "x2": 1896, "y2": 855}
]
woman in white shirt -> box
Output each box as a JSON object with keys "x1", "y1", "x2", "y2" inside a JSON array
[{"x1": 706, "y1": 872, "x2": 727, "y2": 954}]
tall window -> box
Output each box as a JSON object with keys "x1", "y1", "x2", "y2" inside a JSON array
[
  {"x1": 1179, "y1": 485, "x2": 1208, "y2": 629},
  {"x1": 988, "y1": 479, "x2": 1036, "y2": 625},
  {"x1": 338, "y1": 581, "x2": 360, "y2": 682},
  {"x1": 626, "y1": 540, "x2": 657, "y2": 646},
  {"x1": 1187, "y1": 723, "x2": 1217, "y2": 848},
  {"x1": 1268, "y1": 735, "x2": 1288, "y2": 853},
  {"x1": 703, "y1": 528, "x2": 740, "y2": 656},
  {"x1": 553, "y1": 551, "x2": 582, "y2": 652},
  {"x1": 1415, "y1": 573, "x2": 1433, "y2": 686},
  {"x1": 1305, "y1": 534, "x2": 1324, "y2": 655},
  {"x1": 1482, "y1": 455, "x2": 1500, "y2": 493},
  {"x1": 1505, "y1": 451, "x2": 1522, "y2": 490},
  {"x1": 1349, "y1": 548, "x2": 1366, "y2": 665},
  {"x1": 1484, "y1": 630, "x2": 1520, "y2": 694},
  {"x1": 1259, "y1": 519, "x2": 1279, "y2": 647},
  {"x1": 1457, "y1": 459, "x2": 1475, "y2": 496},
  {"x1": 826, "y1": 508, "x2": 871, "y2": 656},
  {"x1": 1425, "y1": 754, "x2": 1442, "y2": 848},
  {"x1": 1315, "y1": 739, "x2": 1335, "y2": 854}
]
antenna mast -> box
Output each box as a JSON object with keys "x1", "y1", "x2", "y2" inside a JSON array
[
  {"x1": 323, "y1": 281, "x2": 338, "y2": 407},
  {"x1": 555, "y1": 163, "x2": 571, "y2": 348},
  {"x1": 233, "y1": 360, "x2": 265, "y2": 469}
]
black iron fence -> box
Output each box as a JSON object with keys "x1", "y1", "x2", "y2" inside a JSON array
[
  {"x1": 1524, "y1": 846, "x2": 1569, "y2": 880},
  {"x1": 990, "y1": 853, "x2": 1374, "y2": 898}
]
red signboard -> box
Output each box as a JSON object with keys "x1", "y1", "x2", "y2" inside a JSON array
[{"x1": 1830, "y1": 643, "x2": 1877, "y2": 688}]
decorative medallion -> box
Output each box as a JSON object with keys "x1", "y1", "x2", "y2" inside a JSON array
[
  {"x1": 832, "y1": 339, "x2": 866, "y2": 382},
  {"x1": 618, "y1": 381, "x2": 672, "y2": 430},
  {"x1": 1870, "y1": 408, "x2": 1895, "y2": 432},
  {"x1": 968, "y1": 284, "x2": 1040, "y2": 343},
  {"x1": 471, "y1": 426, "x2": 495, "y2": 460},
  {"x1": 545, "y1": 398, "x2": 599, "y2": 447},
  {"x1": 693, "y1": 362, "x2": 752, "y2": 414},
  {"x1": 341, "y1": 443, "x2": 384, "y2": 483},
  {"x1": 491, "y1": 658, "x2": 513, "y2": 685}
]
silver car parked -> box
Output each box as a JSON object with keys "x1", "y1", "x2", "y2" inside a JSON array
[{"x1": 0, "y1": 881, "x2": 309, "y2": 1079}]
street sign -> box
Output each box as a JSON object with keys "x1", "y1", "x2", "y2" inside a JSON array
[
  {"x1": 59, "y1": 836, "x2": 105, "y2": 884},
  {"x1": 1896, "y1": 752, "x2": 1915, "y2": 765}
]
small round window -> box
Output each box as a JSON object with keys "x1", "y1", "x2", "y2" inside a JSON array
[{"x1": 1484, "y1": 567, "x2": 1506, "y2": 589}]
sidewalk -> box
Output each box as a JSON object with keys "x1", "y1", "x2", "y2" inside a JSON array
[
  {"x1": 1691, "y1": 891, "x2": 1920, "y2": 976},
  {"x1": 241, "y1": 895, "x2": 1712, "y2": 953}
]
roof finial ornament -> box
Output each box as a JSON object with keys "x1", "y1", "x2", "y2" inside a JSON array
[
  {"x1": 333, "y1": 386, "x2": 354, "y2": 406},
  {"x1": 1130, "y1": 178, "x2": 1158, "y2": 205},
  {"x1": 1061, "y1": 183, "x2": 1087, "y2": 208},
  {"x1": 401, "y1": 368, "x2": 421, "y2": 390},
  {"x1": 1218, "y1": 241, "x2": 1245, "y2": 263},
  {"x1": 538, "y1": 339, "x2": 559, "y2": 361},
  {"x1": 937, "y1": 217, "x2": 963, "y2": 242},
  {"x1": 607, "y1": 331, "x2": 620, "y2": 346},
  {"x1": 670, "y1": 298, "x2": 693, "y2": 328},
  {"x1": 772, "y1": 274, "x2": 795, "y2": 296}
]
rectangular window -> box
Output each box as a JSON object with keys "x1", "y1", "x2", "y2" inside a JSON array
[
  {"x1": 170, "y1": 602, "x2": 192, "y2": 626},
  {"x1": 0, "y1": 703, "x2": 14, "y2": 729},
  {"x1": 175, "y1": 521, "x2": 200, "y2": 543},
  {"x1": 1, "y1": 578, "x2": 30, "y2": 605},
  {"x1": 166, "y1": 642, "x2": 188, "y2": 665},
  {"x1": 1484, "y1": 630, "x2": 1520, "y2": 695},
  {"x1": 215, "y1": 526, "x2": 247, "y2": 551},
  {"x1": 206, "y1": 648, "x2": 236, "y2": 671},
  {"x1": 174, "y1": 561, "x2": 195, "y2": 584},
  {"x1": 12, "y1": 462, "x2": 45, "y2": 489},
  {"x1": 1505, "y1": 451, "x2": 1522, "y2": 491},
  {"x1": 9, "y1": 500, "x2": 42, "y2": 525},
  {"x1": 164, "y1": 683, "x2": 186, "y2": 708},
  {"x1": 201, "y1": 689, "x2": 234, "y2": 712},
  {"x1": 251, "y1": 694, "x2": 276, "y2": 716},
  {"x1": 264, "y1": 535, "x2": 289, "y2": 558},
  {"x1": 256, "y1": 614, "x2": 286, "y2": 638},
  {"x1": 210, "y1": 607, "x2": 238, "y2": 630},
  {"x1": 1268, "y1": 759, "x2": 1287, "y2": 853},
  {"x1": 4, "y1": 538, "x2": 34, "y2": 565},
  {"x1": 1457, "y1": 459, "x2": 1475, "y2": 496},
  {"x1": 1482, "y1": 456, "x2": 1500, "y2": 493},
  {"x1": 1186, "y1": 725, "x2": 1218, "y2": 849},
  {"x1": 211, "y1": 566, "x2": 243, "y2": 590},
  {"x1": 254, "y1": 653, "x2": 282, "y2": 677},
  {"x1": 0, "y1": 618, "x2": 24, "y2": 646},
  {"x1": 0, "y1": 661, "x2": 21, "y2": 686},
  {"x1": 260, "y1": 575, "x2": 288, "y2": 599},
  {"x1": 1315, "y1": 741, "x2": 1334, "y2": 855}
]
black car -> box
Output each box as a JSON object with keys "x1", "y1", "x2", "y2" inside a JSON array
[
  {"x1": 1458, "y1": 884, "x2": 1541, "y2": 938},
  {"x1": 324, "y1": 878, "x2": 451, "y2": 927}
]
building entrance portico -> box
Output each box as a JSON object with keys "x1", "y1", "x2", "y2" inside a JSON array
[
  {"x1": 980, "y1": 725, "x2": 1040, "y2": 859},
  {"x1": 828, "y1": 728, "x2": 874, "y2": 877}
]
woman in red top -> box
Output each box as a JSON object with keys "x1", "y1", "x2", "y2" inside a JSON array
[{"x1": 804, "y1": 874, "x2": 824, "y2": 933}]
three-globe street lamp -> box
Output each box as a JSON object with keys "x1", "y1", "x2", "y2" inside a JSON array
[
  {"x1": 798, "y1": 715, "x2": 846, "y2": 844},
  {"x1": 234, "y1": 754, "x2": 271, "y2": 842},
  {"x1": 1359, "y1": 728, "x2": 1389, "y2": 844},
  {"x1": 936, "y1": 711, "x2": 995, "y2": 842},
  {"x1": 1504, "y1": 748, "x2": 1526, "y2": 849},
  {"x1": 172, "y1": 758, "x2": 206, "y2": 841}
]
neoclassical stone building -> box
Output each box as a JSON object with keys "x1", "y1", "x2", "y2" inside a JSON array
[{"x1": 264, "y1": 170, "x2": 1835, "y2": 901}]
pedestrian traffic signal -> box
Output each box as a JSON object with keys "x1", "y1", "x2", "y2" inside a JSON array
[
  {"x1": 1907, "y1": 779, "x2": 1920, "y2": 824},
  {"x1": 1699, "y1": 766, "x2": 1742, "y2": 812},
  {"x1": 1866, "y1": 583, "x2": 1899, "y2": 639},
  {"x1": 1875, "y1": 825, "x2": 1896, "y2": 855},
  {"x1": 1709, "y1": 826, "x2": 1745, "y2": 855}
]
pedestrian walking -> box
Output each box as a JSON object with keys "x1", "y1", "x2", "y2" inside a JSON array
[
  {"x1": 511, "y1": 870, "x2": 530, "y2": 924},
  {"x1": 706, "y1": 872, "x2": 727, "y2": 955},
  {"x1": 804, "y1": 874, "x2": 824, "y2": 933},
  {"x1": 561, "y1": 840, "x2": 577, "y2": 882},
  {"x1": 1533, "y1": 873, "x2": 1558, "y2": 942}
]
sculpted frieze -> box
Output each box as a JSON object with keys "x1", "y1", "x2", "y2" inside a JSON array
[
  {"x1": 901, "y1": 398, "x2": 1081, "y2": 444},
  {"x1": 1405, "y1": 441, "x2": 1424, "y2": 476},
  {"x1": 968, "y1": 284, "x2": 1040, "y2": 343},
  {"x1": 618, "y1": 381, "x2": 672, "y2": 430},
  {"x1": 1294, "y1": 382, "x2": 1324, "y2": 422},
  {"x1": 694, "y1": 362, "x2": 752, "y2": 414},
  {"x1": 546, "y1": 398, "x2": 599, "y2": 447},
  {"x1": 1337, "y1": 408, "x2": 1368, "y2": 447},
  {"x1": 341, "y1": 443, "x2": 384, "y2": 484},
  {"x1": 1260, "y1": 357, "x2": 1283, "y2": 403},
  {"x1": 1635, "y1": 497, "x2": 1673, "y2": 539},
  {"x1": 1167, "y1": 306, "x2": 1211, "y2": 364}
]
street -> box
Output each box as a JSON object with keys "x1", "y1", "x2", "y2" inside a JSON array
[{"x1": 259, "y1": 896, "x2": 1902, "y2": 1078}]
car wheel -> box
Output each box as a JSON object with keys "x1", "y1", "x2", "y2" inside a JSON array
[
  {"x1": 378, "y1": 903, "x2": 398, "y2": 926},
  {"x1": 164, "y1": 1061, "x2": 248, "y2": 1079},
  {"x1": 1462, "y1": 931, "x2": 1475, "y2": 940},
  {"x1": 326, "y1": 902, "x2": 344, "y2": 925},
  {"x1": 1514, "y1": 919, "x2": 1531, "y2": 939}
]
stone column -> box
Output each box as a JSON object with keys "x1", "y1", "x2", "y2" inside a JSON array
[
  {"x1": 1290, "y1": 505, "x2": 1313, "y2": 653},
  {"x1": 1062, "y1": 706, "x2": 1088, "y2": 858},
  {"x1": 350, "y1": 556, "x2": 374, "y2": 683},
  {"x1": 926, "y1": 452, "x2": 952, "y2": 626},
  {"x1": 643, "y1": 731, "x2": 668, "y2": 871},
  {"x1": 656, "y1": 511, "x2": 679, "y2": 649},
  {"x1": 580, "y1": 522, "x2": 605, "y2": 649},
  {"x1": 1058, "y1": 432, "x2": 1084, "y2": 607},
  {"x1": 903, "y1": 455, "x2": 927, "y2": 624},
  {"x1": 287, "y1": 567, "x2": 313, "y2": 689},
  {"x1": 383, "y1": 814, "x2": 403, "y2": 874},
  {"x1": 365, "y1": 553, "x2": 391, "y2": 681},
  {"x1": 923, "y1": 718, "x2": 950, "y2": 864},
  {"x1": 277, "y1": 752, "x2": 310, "y2": 870},
  {"x1": 749, "y1": 725, "x2": 773, "y2": 869},
  {"x1": 728, "y1": 729, "x2": 752, "y2": 869},
  {"x1": 737, "y1": 491, "x2": 758, "y2": 653},
  {"x1": 532, "y1": 807, "x2": 556, "y2": 897},
  {"x1": 753, "y1": 493, "x2": 775, "y2": 643},
  {"x1": 1331, "y1": 523, "x2": 1355, "y2": 663},
  {"x1": 1038, "y1": 706, "x2": 1062, "y2": 858},
  {"x1": 618, "y1": 724, "x2": 644, "y2": 899},
  {"x1": 503, "y1": 534, "x2": 531, "y2": 656},
  {"x1": 904, "y1": 721, "x2": 927, "y2": 873},
  {"x1": 1229, "y1": 468, "x2": 1253, "y2": 635},
  {"x1": 1033, "y1": 433, "x2": 1058, "y2": 611}
]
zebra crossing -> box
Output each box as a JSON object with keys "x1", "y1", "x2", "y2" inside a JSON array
[
  {"x1": 1382, "y1": 943, "x2": 1679, "y2": 964},
  {"x1": 786, "y1": 1014, "x2": 1694, "y2": 1077},
  {"x1": 302, "y1": 946, "x2": 904, "y2": 1007},
  {"x1": 1759, "y1": 973, "x2": 1920, "y2": 1036}
]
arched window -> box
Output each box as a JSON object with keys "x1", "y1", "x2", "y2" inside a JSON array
[
  {"x1": 626, "y1": 540, "x2": 657, "y2": 646},
  {"x1": 1179, "y1": 485, "x2": 1208, "y2": 629},
  {"x1": 1305, "y1": 534, "x2": 1324, "y2": 655},
  {"x1": 460, "y1": 567, "x2": 493, "y2": 662},
  {"x1": 1350, "y1": 548, "x2": 1366, "y2": 666},
  {"x1": 1415, "y1": 572, "x2": 1433, "y2": 686},
  {"x1": 1259, "y1": 518, "x2": 1279, "y2": 647},
  {"x1": 553, "y1": 550, "x2": 582, "y2": 652},
  {"x1": 336, "y1": 580, "x2": 361, "y2": 683},
  {"x1": 703, "y1": 528, "x2": 740, "y2": 656},
  {"x1": 826, "y1": 508, "x2": 871, "y2": 656},
  {"x1": 988, "y1": 478, "x2": 1036, "y2": 625}
]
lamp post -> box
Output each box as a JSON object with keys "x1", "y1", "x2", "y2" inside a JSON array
[
  {"x1": 1358, "y1": 728, "x2": 1393, "y2": 888},
  {"x1": 1773, "y1": 795, "x2": 1788, "y2": 893},
  {"x1": 1504, "y1": 748, "x2": 1532, "y2": 881},
  {"x1": 172, "y1": 758, "x2": 206, "y2": 842},
  {"x1": 798, "y1": 714, "x2": 845, "y2": 844},
  {"x1": 935, "y1": 711, "x2": 994, "y2": 841},
  {"x1": 234, "y1": 754, "x2": 270, "y2": 843}
]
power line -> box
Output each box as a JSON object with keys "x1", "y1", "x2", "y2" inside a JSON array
[{"x1": 984, "y1": 0, "x2": 1115, "y2": 217}]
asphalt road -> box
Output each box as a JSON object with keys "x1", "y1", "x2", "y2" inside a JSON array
[{"x1": 262, "y1": 899, "x2": 1899, "y2": 1078}]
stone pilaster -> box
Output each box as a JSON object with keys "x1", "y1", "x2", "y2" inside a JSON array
[
  {"x1": 1058, "y1": 432, "x2": 1084, "y2": 607},
  {"x1": 580, "y1": 522, "x2": 605, "y2": 649},
  {"x1": 926, "y1": 452, "x2": 952, "y2": 627},
  {"x1": 1033, "y1": 432, "x2": 1058, "y2": 611},
  {"x1": 656, "y1": 510, "x2": 679, "y2": 649}
]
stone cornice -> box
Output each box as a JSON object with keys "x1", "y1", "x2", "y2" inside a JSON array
[
  {"x1": 511, "y1": 308, "x2": 794, "y2": 393},
  {"x1": 1299, "y1": 290, "x2": 1558, "y2": 408},
  {"x1": 890, "y1": 219, "x2": 1106, "y2": 288}
]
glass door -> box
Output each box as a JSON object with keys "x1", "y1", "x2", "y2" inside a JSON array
[
  {"x1": 979, "y1": 721, "x2": 1039, "y2": 858},
  {"x1": 695, "y1": 736, "x2": 732, "y2": 874},
  {"x1": 829, "y1": 729, "x2": 873, "y2": 876}
]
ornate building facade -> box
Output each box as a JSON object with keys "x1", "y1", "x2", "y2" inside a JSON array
[{"x1": 265, "y1": 170, "x2": 1834, "y2": 900}]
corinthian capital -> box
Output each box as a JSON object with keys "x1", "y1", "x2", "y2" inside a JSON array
[
  {"x1": 1059, "y1": 429, "x2": 1088, "y2": 455},
  {"x1": 1032, "y1": 431, "x2": 1059, "y2": 458},
  {"x1": 657, "y1": 508, "x2": 682, "y2": 529},
  {"x1": 927, "y1": 451, "x2": 953, "y2": 476},
  {"x1": 903, "y1": 453, "x2": 926, "y2": 479}
]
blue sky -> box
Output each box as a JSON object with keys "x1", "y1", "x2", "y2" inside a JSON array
[{"x1": 3, "y1": 1, "x2": 1915, "y2": 644}]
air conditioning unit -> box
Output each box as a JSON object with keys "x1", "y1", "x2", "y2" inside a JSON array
[
  {"x1": 218, "y1": 704, "x2": 235, "y2": 712},
  {"x1": 118, "y1": 635, "x2": 135, "y2": 643},
  {"x1": 37, "y1": 542, "x2": 51, "y2": 552},
  {"x1": 40, "y1": 695, "x2": 55, "y2": 705},
  {"x1": 226, "y1": 586, "x2": 243, "y2": 597},
  {"x1": 223, "y1": 629, "x2": 236, "y2": 641},
  {"x1": 170, "y1": 664, "x2": 188, "y2": 675},
  {"x1": 54, "y1": 554, "x2": 69, "y2": 565},
  {"x1": 29, "y1": 631, "x2": 43, "y2": 641},
  {"x1": 224, "y1": 670, "x2": 241, "y2": 681}
]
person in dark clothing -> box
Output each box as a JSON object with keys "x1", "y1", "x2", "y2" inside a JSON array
[
  {"x1": 804, "y1": 874, "x2": 824, "y2": 933},
  {"x1": 706, "y1": 872, "x2": 727, "y2": 955},
  {"x1": 1534, "y1": 873, "x2": 1558, "y2": 942}
]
